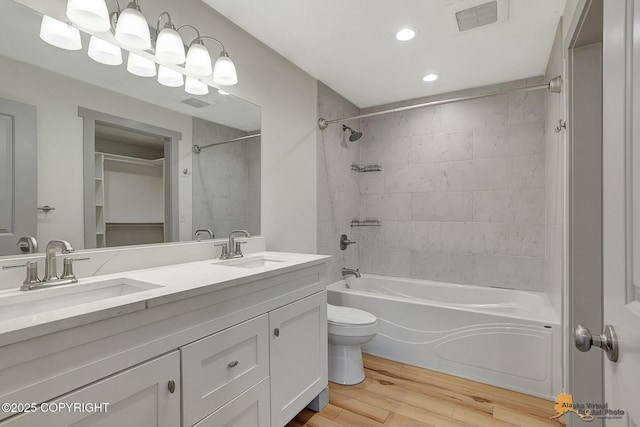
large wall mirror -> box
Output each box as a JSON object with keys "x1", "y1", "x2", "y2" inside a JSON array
[{"x1": 0, "y1": 1, "x2": 261, "y2": 257}]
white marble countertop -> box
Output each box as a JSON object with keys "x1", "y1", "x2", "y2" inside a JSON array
[{"x1": 0, "y1": 251, "x2": 330, "y2": 347}]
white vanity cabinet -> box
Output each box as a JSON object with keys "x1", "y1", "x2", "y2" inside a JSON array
[
  {"x1": 0, "y1": 351, "x2": 181, "y2": 427},
  {"x1": 269, "y1": 292, "x2": 328, "y2": 427},
  {"x1": 0, "y1": 259, "x2": 329, "y2": 427}
]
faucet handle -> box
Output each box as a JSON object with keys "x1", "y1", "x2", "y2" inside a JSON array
[
  {"x1": 215, "y1": 242, "x2": 229, "y2": 260},
  {"x1": 60, "y1": 257, "x2": 90, "y2": 281},
  {"x1": 3, "y1": 261, "x2": 41, "y2": 290}
]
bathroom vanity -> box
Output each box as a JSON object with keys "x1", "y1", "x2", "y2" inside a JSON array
[{"x1": 0, "y1": 246, "x2": 329, "y2": 427}]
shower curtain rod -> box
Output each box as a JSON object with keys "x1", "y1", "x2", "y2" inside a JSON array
[
  {"x1": 192, "y1": 133, "x2": 261, "y2": 154},
  {"x1": 318, "y1": 76, "x2": 562, "y2": 130}
]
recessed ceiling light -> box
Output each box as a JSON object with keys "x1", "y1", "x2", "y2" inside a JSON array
[
  {"x1": 423, "y1": 74, "x2": 439, "y2": 82},
  {"x1": 396, "y1": 27, "x2": 417, "y2": 41},
  {"x1": 218, "y1": 89, "x2": 230, "y2": 95}
]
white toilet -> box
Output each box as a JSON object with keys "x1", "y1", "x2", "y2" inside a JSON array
[{"x1": 327, "y1": 304, "x2": 378, "y2": 385}]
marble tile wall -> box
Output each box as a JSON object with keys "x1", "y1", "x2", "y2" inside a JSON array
[
  {"x1": 317, "y1": 82, "x2": 361, "y2": 283},
  {"x1": 357, "y1": 78, "x2": 547, "y2": 290},
  {"x1": 192, "y1": 117, "x2": 261, "y2": 238}
]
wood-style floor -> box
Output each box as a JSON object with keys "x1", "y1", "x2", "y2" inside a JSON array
[{"x1": 287, "y1": 354, "x2": 566, "y2": 427}]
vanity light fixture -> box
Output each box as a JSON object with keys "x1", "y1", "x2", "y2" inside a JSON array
[
  {"x1": 213, "y1": 50, "x2": 238, "y2": 86},
  {"x1": 88, "y1": 36, "x2": 123, "y2": 65},
  {"x1": 423, "y1": 73, "x2": 439, "y2": 82},
  {"x1": 114, "y1": 0, "x2": 151, "y2": 51},
  {"x1": 158, "y1": 65, "x2": 184, "y2": 87},
  {"x1": 127, "y1": 52, "x2": 156, "y2": 77},
  {"x1": 44, "y1": 1, "x2": 240, "y2": 93},
  {"x1": 155, "y1": 12, "x2": 185, "y2": 64},
  {"x1": 66, "y1": 0, "x2": 111, "y2": 32},
  {"x1": 39, "y1": 16, "x2": 82, "y2": 51},
  {"x1": 185, "y1": 77, "x2": 209, "y2": 95}
]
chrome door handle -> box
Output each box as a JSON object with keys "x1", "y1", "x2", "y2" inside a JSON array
[{"x1": 574, "y1": 324, "x2": 619, "y2": 362}]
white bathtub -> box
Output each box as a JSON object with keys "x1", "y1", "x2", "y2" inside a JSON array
[{"x1": 327, "y1": 274, "x2": 561, "y2": 399}]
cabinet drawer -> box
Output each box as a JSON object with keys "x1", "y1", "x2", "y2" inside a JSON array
[
  {"x1": 182, "y1": 314, "x2": 269, "y2": 427},
  {"x1": 193, "y1": 378, "x2": 270, "y2": 427}
]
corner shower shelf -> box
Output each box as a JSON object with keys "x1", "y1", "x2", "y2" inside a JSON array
[
  {"x1": 351, "y1": 163, "x2": 382, "y2": 173},
  {"x1": 351, "y1": 219, "x2": 382, "y2": 227}
]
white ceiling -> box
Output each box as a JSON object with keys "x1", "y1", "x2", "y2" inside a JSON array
[
  {"x1": 204, "y1": 0, "x2": 566, "y2": 108},
  {"x1": 2, "y1": 1, "x2": 261, "y2": 131}
]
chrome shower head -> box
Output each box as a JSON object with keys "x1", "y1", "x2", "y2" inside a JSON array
[{"x1": 342, "y1": 125, "x2": 363, "y2": 142}]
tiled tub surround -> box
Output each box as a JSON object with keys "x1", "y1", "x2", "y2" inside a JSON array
[
  {"x1": 192, "y1": 117, "x2": 261, "y2": 237},
  {"x1": 317, "y1": 82, "x2": 362, "y2": 283},
  {"x1": 356, "y1": 78, "x2": 547, "y2": 291}
]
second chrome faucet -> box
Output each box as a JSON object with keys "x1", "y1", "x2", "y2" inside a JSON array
[{"x1": 216, "y1": 230, "x2": 251, "y2": 260}]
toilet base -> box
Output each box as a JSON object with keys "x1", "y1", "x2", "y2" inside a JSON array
[{"x1": 328, "y1": 343, "x2": 366, "y2": 385}]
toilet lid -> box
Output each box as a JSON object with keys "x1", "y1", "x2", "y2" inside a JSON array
[{"x1": 327, "y1": 304, "x2": 377, "y2": 326}]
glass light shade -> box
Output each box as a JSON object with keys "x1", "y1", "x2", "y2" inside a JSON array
[
  {"x1": 158, "y1": 66, "x2": 184, "y2": 87},
  {"x1": 115, "y1": 6, "x2": 151, "y2": 50},
  {"x1": 155, "y1": 27, "x2": 185, "y2": 64},
  {"x1": 185, "y1": 43, "x2": 212, "y2": 76},
  {"x1": 185, "y1": 78, "x2": 208, "y2": 95},
  {"x1": 39, "y1": 16, "x2": 82, "y2": 51},
  {"x1": 66, "y1": 0, "x2": 110, "y2": 32},
  {"x1": 213, "y1": 52, "x2": 238, "y2": 86},
  {"x1": 127, "y1": 52, "x2": 156, "y2": 77},
  {"x1": 88, "y1": 36, "x2": 123, "y2": 65}
]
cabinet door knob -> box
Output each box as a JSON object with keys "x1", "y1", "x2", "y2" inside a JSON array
[
  {"x1": 168, "y1": 380, "x2": 176, "y2": 394},
  {"x1": 274, "y1": 328, "x2": 280, "y2": 337},
  {"x1": 228, "y1": 360, "x2": 239, "y2": 368}
]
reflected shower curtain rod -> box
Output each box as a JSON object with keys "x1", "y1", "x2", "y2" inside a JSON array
[
  {"x1": 318, "y1": 76, "x2": 562, "y2": 130},
  {"x1": 192, "y1": 133, "x2": 261, "y2": 154}
]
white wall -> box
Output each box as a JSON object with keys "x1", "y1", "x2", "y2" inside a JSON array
[{"x1": 0, "y1": 55, "x2": 193, "y2": 249}]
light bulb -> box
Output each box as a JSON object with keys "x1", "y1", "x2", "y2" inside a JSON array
[
  {"x1": 88, "y1": 36, "x2": 123, "y2": 66},
  {"x1": 156, "y1": 26, "x2": 185, "y2": 64},
  {"x1": 396, "y1": 28, "x2": 417, "y2": 41},
  {"x1": 115, "y1": 3, "x2": 151, "y2": 50},
  {"x1": 423, "y1": 74, "x2": 439, "y2": 82},
  {"x1": 66, "y1": 0, "x2": 110, "y2": 32},
  {"x1": 213, "y1": 51, "x2": 238, "y2": 86},
  {"x1": 185, "y1": 78, "x2": 208, "y2": 95},
  {"x1": 158, "y1": 65, "x2": 184, "y2": 87},
  {"x1": 127, "y1": 52, "x2": 156, "y2": 77},
  {"x1": 185, "y1": 42, "x2": 212, "y2": 76},
  {"x1": 39, "y1": 16, "x2": 82, "y2": 51}
]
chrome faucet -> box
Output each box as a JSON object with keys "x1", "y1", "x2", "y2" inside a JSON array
[
  {"x1": 43, "y1": 240, "x2": 75, "y2": 282},
  {"x1": 228, "y1": 230, "x2": 250, "y2": 258},
  {"x1": 194, "y1": 229, "x2": 214, "y2": 241},
  {"x1": 342, "y1": 268, "x2": 361, "y2": 278}
]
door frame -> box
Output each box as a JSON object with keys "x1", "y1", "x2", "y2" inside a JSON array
[
  {"x1": 565, "y1": 1, "x2": 605, "y2": 425},
  {"x1": 79, "y1": 107, "x2": 181, "y2": 248}
]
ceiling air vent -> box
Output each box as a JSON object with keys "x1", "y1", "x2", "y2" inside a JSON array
[
  {"x1": 456, "y1": 1, "x2": 498, "y2": 31},
  {"x1": 181, "y1": 98, "x2": 210, "y2": 108},
  {"x1": 444, "y1": 0, "x2": 508, "y2": 34}
]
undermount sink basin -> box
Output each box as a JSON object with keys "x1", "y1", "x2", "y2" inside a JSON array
[
  {"x1": 215, "y1": 255, "x2": 287, "y2": 269},
  {"x1": 0, "y1": 278, "x2": 162, "y2": 322}
]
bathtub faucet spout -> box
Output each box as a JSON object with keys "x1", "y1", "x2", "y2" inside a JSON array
[{"x1": 342, "y1": 268, "x2": 361, "y2": 278}]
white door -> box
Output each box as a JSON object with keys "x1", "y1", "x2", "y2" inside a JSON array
[
  {"x1": 269, "y1": 291, "x2": 327, "y2": 427},
  {"x1": 602, "y1": 0, "x2": 640, "y2": 424}
]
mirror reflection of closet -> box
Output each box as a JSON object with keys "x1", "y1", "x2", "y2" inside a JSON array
[{"x1": 94, "y1": 124, "x2": 165, "y2": 248}]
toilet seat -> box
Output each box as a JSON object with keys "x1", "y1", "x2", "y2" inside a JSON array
[{"x1": 327, "y1": 304, "x2": 377, "y2": 326}]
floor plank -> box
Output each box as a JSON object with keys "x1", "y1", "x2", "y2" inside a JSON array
[{"x1": 290, "y1": 355, "x2": 564, "y2": 427}]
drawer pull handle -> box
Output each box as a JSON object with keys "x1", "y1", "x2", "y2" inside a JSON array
[
  {"x1": 168, "y1": 380, "x2": 176, "y2": 394},
  {"x1": 228, "y1": 360, "x2": 239, "y2": 368},
  {"x1": 274, "y1": 328, "x2": 280, "y2": 337}
]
